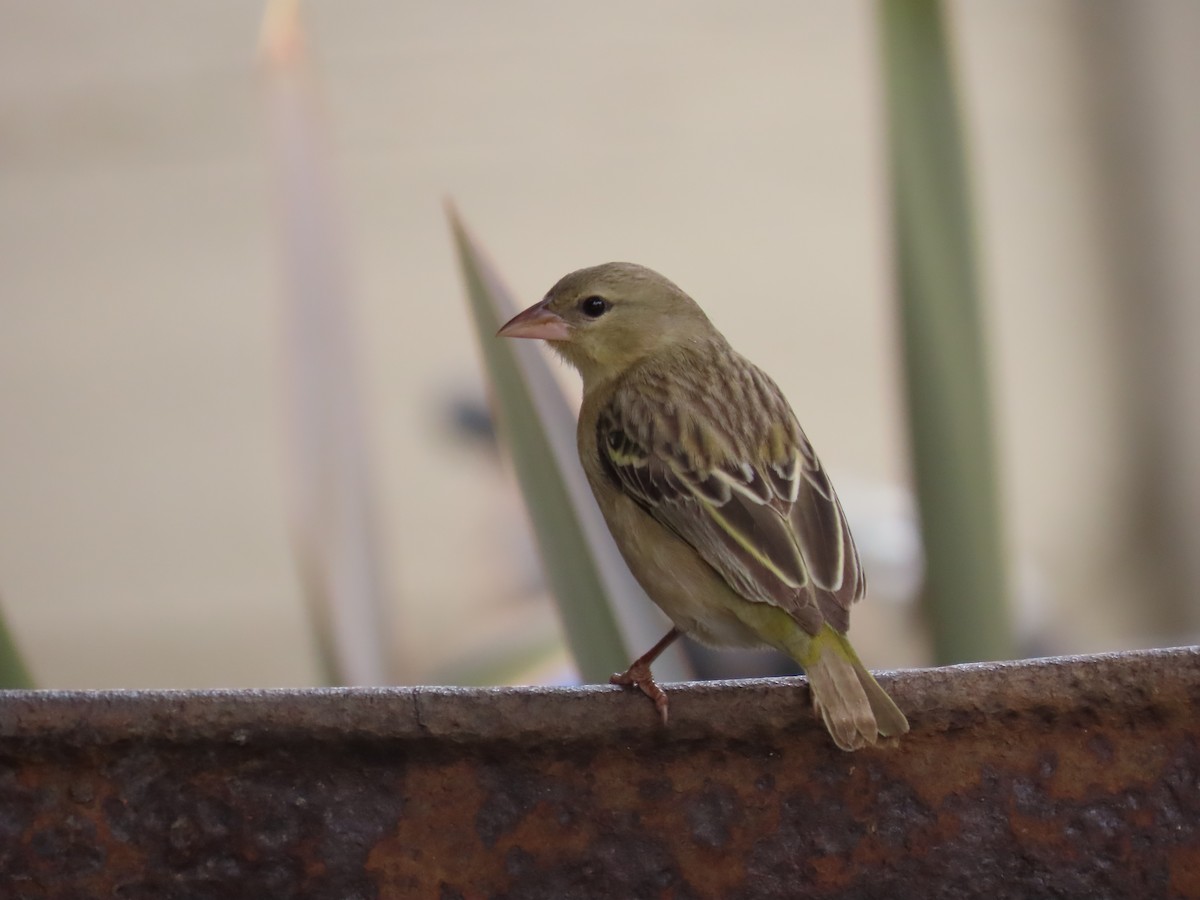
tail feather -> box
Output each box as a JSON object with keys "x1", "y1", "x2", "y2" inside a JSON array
[
  {"x1": 800, "y1": 627, "x2": 910, "y2": 751},
  {"x1": 855, "y1": 661, "x2": 910, "y2": 738},
  {"x1": 805, "y1": 641, "x2": 877, "y2": 751},
  {"x1": 727, "y1": 600, "x2": 909, "y2": 751}
]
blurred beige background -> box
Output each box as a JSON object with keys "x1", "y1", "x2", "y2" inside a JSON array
[{"x1": 1, "y1": 2, "x2": 1197, "y2": 688}]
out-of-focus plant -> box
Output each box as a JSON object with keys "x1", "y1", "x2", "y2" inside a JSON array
[
  {"x1": 0, "y1": 597, "x2": 33, "y2": 688},
  {"x1": 879, "y1": 0, "x2": 1014, "y2": 663},
  {"x1": 450, "y1": 207, "x2": 692, "y2": 685},
  {"x1": 261, "y1": 0, "x2": 392, "y2": 686}
]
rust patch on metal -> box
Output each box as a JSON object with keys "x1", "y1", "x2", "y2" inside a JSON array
[{"x1": 1, "y1": 647, "x2": 1198, "y2": 898}]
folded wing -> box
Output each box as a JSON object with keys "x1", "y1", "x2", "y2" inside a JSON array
[{"x1": 596, "y1": 352, "x2": 864, "y2": 636}]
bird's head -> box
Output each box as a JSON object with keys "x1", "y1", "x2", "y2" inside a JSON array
[{"x1": 498, "y1": 262, "x2": 717, "y2": 388}]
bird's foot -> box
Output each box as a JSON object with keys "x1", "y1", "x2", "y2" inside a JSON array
[{"x1": 610, "y1": 661, "x2": 670, "y2": 724}]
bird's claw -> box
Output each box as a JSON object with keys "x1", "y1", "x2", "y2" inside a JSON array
[{"x1": 610, "y1": 661, "x2": 670, "y2": 724}]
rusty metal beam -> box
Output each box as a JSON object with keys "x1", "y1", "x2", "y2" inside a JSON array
[{"x1": 1, "y1": 647, "x2": 1198, "y2": 898}]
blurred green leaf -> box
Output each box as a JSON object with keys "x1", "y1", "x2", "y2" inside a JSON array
[
  {"x1": 0, "y1": 597, "x2": 33, "y2": 689},
  {"x1": 879, "y1": 0, "x2": 1014, "y2": 662},
  {"x1": 449, "y1": 206, "x2": 692, "y2": 684}
]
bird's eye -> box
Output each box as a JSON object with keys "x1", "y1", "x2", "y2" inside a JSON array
[{"x1": 580, "y1": 296, "x2": 609, "y2": 318}]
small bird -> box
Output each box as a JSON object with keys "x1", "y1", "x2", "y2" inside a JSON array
[{"x1": 498, "y1": 262, "x2": 908, "y2": 751}]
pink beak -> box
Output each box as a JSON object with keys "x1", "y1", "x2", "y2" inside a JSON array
[{"x1": 497, "y1": 300, "x2": 572, "y2": 341}]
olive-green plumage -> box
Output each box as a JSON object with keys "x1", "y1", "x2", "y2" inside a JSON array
[{"x1": 499, "y1": 262, "x2": 908, "y2": 751}]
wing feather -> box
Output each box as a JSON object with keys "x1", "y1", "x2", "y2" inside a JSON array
[{"x1": 596, "y1": 348, "x2": 864, "y2": 635}]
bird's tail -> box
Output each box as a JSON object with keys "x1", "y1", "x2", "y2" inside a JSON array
[{"x1": 796, "y1": 625, "x2": 910, "y2": 751}]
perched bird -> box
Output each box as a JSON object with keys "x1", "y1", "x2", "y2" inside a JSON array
[{"x1": 498, "y1": 262, "x2": 908, "y2": 751}]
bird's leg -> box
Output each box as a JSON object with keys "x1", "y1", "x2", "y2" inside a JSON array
[{"x1": 610, "y1": 627, "x2": 682, "y2": 724}]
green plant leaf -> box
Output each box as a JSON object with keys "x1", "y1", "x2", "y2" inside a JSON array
[
  {"x1": 879, "y1": 0, "x2": 1014, "y2": 662},
  {"x1": 449, "y1": 206, "x2": 692, "y2": 684},
  {"x1": 0, "y1": 596, "x2": 33, "y2": 689}
]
